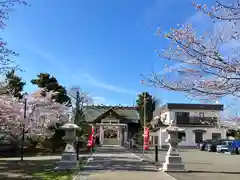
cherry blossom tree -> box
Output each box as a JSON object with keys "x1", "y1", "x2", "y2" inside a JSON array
[
  {"x1": 0, "y1": 0, "x2": 28, "y2": 74},
  {"x1": 145, "y1": 0, "x2": 240, "y2": 100},
  {"x1": 0, "y1": 90, "x2": 69, "y2": 143},
  {"x1": 221, "y1": 101, "x2": 240, "y2": 129}
]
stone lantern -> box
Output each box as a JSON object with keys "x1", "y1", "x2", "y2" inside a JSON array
[
  {"x1": 161, "y1": 120, "x2": 185, "y2": 172},
  {"x1": 56, "y1": 119, "x2": 80, "y2": 170}
]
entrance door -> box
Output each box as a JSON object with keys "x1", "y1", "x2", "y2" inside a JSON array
[
  {"x1": 212, "y1": 133, "x2": 221, "y2": 140},
  {"x1": 195, "y1": 131, "x2": 203, "y2": 143},
  {"x1": 103, "y1": 128, "x2": 119, "y2": 146}
]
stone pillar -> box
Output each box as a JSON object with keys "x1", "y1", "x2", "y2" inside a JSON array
[
  {"x1": 117, "y1": 127, "x2": 121, "y2": 146},
  {"x1": 117, "y1": 127, "x2": 120, "y2": 140},
  {"x1": 124, "y1": 126, "x2": 128, "y2": 144},
  {"x1": 100, "y1": 126, "x2": 104, "y2": 145},
  {"x1": 119, "y1": 127, "x2": 123, "y2": 146}
]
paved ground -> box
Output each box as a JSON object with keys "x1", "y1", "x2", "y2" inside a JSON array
[
  {"x1": 74, "y1": 146, "x2": 175, "y2": 180},
  {"x1": 133, "y1": 148, "x2": 240, "y2": 180}
]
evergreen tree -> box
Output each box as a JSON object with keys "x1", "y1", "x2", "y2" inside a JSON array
[
  {"x1": 135, "y1": 92, "x2": 157, "y2": 144},
  {"x1": 5, "y1": 69, "x2": 26, "y2": 99},
  {"x1": 31, "y1": 73, "x2": 71, "y2": 105},
  {"x1": 136, "y1": 92, "x2": 157, "y2": 128}
]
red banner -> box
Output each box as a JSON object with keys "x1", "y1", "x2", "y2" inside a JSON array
[
  {"x1": 143, "y1": 127, "x2": 150, "y2": 150},
  {"x1": 87, "y1": 125, "x2": 94, "y2": 148}
]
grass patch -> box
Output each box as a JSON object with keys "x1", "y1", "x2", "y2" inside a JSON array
[
  {"x1": 33, "y1": 170, "x2": 75, "y2": 180},
  {"x1": 0, "y1": 156, "x2": 88, "y2": 180}
]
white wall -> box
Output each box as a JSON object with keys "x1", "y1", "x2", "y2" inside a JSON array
[{"x1": 157, "y1": 127, "x2": 227, "y2": 147}]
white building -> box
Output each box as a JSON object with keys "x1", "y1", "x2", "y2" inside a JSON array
[{"x1": 150, "y1": 103, "x2": 227, "y2": 148}]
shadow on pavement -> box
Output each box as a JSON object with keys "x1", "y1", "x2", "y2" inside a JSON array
[
  {"x1": 82, "y1": 146, "x2": 159, "y2": 173},
  {"x1": 131, "y1": 148, "x2": 240, "y2": 176},
  {"x1": 84, "y1": 156, "x2": 158, "y2": 172},
  {"x1": 186, "y1": 170, "x2": 240, "y2": 174}
]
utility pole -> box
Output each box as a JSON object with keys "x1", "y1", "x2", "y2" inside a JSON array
[
  {"x1": 75, "y1": 90, "x2": 80, "y2": 160},
  {"x1": 142, "y1": 92, "x2": 147, "y2": 156},
  {"x1": 75, "y1": 90, "x2": 80, "y2": 124}
]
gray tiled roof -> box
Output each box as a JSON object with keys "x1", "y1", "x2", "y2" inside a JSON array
[
  {"x1": 84, "y1": 105, "x2": 139, "y2": 123},
  {"x1": 159, "y1": 103, "x2": 224, "y2": 111}
]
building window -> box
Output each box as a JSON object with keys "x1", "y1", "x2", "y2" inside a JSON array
[
  {"x1": 175, "y1": 112, "x2": 190, "y2": 124},
  {"x1": 178, "y1": 132, "x2": 186, "y2": 141}
]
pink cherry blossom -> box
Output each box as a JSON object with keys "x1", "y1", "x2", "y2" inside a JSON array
[
  {"x1": 145, "y1": 1, "x2": 240, "y2": 101},
  {"x1": 0, "y1": 90, "x2": 69, "y2": 139}
]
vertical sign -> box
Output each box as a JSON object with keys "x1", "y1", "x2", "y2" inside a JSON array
[{"x1": 143, "y1": 127, "x2": 150, "y2": 150}]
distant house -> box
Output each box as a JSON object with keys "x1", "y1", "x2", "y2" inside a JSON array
[
  {"x1": 151, "y1": 103, "x2": 227, "y2": 147},
  {"x1": 85, "y1": 105, "x2": 139, "y2": 146}
]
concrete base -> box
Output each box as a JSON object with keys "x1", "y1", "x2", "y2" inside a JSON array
[
  {"x1": 102, "y1": 144, "x2": 121, "y2": 147},
  {"x1": 55, "y1": 161, "x2": 79, "y2": 170},
  {"x1": 161, "y1": 154, "x2": 185, "y2": 172},
  {"x1": 56, "y1": 152, "x2": 79, "y2": 170}
]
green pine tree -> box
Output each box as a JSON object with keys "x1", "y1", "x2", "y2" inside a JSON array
[
  {"x1": 5, "y1": 69, "x2": 26, "y2": 99},
  {"x1": 136, "y1": 92, "x2": 158, "y2": 128},
  {"x1": 31, "y1": 73, "x2": 71, "y2": 106},
  {"x1": 135, "y1": 92, "x2": 157, "y2": 144}
]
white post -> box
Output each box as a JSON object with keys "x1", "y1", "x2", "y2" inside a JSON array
[
  {"x1": 159, "y1": 128, "x2": 162, "y2": 149},
  {"x1": 152, "y1": 135, "x2": 155, "y2": 145},
  {"x1": 100, "y1": 126, "x2": 104, "y2": 145}
]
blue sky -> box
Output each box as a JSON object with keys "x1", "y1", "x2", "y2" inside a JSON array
[{"x1": 2, "y1": 0, "x2": 238, "y2": 112}]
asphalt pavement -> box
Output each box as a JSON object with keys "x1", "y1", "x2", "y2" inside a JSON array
[
  {"x1": 73, "y1": 146, "x2": 176, "y2": 180},
  {"x1": 132, "y1": 147, "x2": 240, "y2": 180}
]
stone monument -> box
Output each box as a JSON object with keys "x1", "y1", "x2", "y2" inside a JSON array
[
  {"x1": 161, "y1": 120, "x2": 185, "y2": 172},
  {"x1": 56, "y1": 114, "x2": 80, "y2": 170}
]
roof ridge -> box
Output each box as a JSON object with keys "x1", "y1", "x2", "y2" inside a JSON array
[{"x1": 86, "y1": 105, "x2": 137, "y2": 110}]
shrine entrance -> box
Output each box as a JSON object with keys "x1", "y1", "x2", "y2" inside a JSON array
[
  {"x1": 96, "y1": 123, "x2": 127, "y2": 147},
  {"x1": 92, "y1": 108, "x2": 131, "y2": 147},
  {"x1": 103, "y1": 126, "x2": 119, "y2": 146}
]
